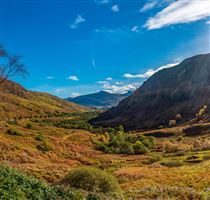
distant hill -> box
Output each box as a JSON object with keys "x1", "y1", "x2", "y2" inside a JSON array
[
  {"x1": 0, "y1": 80, "x2": 87, "y2": 120},
  {"x1": 66, "y1": 91, "x2": 132, "y2": 108},
  {"x1": 91, "y1": 53, "x2": 210, "y2": 130}
]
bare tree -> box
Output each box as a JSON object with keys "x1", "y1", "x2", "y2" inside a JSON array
[{"x1": 0, "y1": 45, "x2": 28, "y2": 85}]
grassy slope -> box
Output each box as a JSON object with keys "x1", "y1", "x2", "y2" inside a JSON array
[
  {"x1": 0, "y1": 80, "x2": 87, "y2": 120},
  {"x1": 0, "y1": 115, "x2": 210, "y2": 199}
]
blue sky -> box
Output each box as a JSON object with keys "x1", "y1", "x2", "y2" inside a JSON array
[{"x1": 1, "y1": 0, "x2": 210, "y2": 98}]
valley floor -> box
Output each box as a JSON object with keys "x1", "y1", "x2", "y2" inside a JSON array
[{"x1": 0, "y1": 113, "x2": 210, "y2": 199}]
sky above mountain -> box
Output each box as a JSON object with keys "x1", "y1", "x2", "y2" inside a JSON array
[{"x1": 1, "y1": 0, "x2": 210, "y2": 98}]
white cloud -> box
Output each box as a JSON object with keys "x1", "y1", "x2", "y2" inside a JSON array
[
  {"x1": 95, "y1": 0, "x2": 110, "y2": 5},
  {"x1": 144, "y1": 0, "x2": 210, "y2": 30},
  {"x1": 115, "y1": 81, "x2": 124, "y2": 85},
  {"x1": 124, "y1": 63, "x2": 179, "y2": 79},
  {"x1": 98, "y1": 80, "x2": 137, "y2": 93},
  {"x1": 54, "y1": 88, "x2": 67, "y2": 93},
  {"x1": 97, "y1": 81, "x2": 109, "y2": 85},
  {"x1": 106, "y1": 77, "x2": 112, "y2": 80},
  {"x1": 131, "y1": 25, "x2": 139, "y2": 32},
  {"x1": 67, "y1": 76, "x2": 79, "y2": 81},
  {"x1": 46, "y1": 76, "x2": 55, "y2": 80},
  {"x1": 71, "y1": 93, "x2": 81, "y2": 98},
  {"x1": 111, "y1": 5, "x2": 119, "y2": 12},
  {"x1": 70, "y1": 15, "x2": 86, "y2": 29},
  {"x1": 140, "y1": 0, "x2": 159, "y2": 12}
]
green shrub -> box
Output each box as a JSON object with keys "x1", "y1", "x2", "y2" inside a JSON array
[
  {"x1": 161, "y1": 160, "x2": 183, "y2": 167},
  {"x1": 140, "y1": 136, "x2": 155, "y2": 149},
  {"x1": 118, "y1": 142, "x2": 134, "y2": 155},
  {"x1": 145, "y1": 154, "x2": 163, "y2": 164},
  {"x1": 35, "y1": 133, "x2": 45, "y2": 142},
  {"x1": 7, "y1": 120, "x2": 18, "y2": 125},
  {"x1": 6, "y1": 129, "x2": 22, "y2": 136},
  {"x1": 177, "y1": 136, "x2": 183, "y2": 141},
  {"x1": 63, "y1": 167, "x2": 121, "y2": 194},
  {"x1": 133, "y1": 141, "x2": 148, "y2": 154},
  {"x1": 185, "y1": 155, "x2": 203, "y2": 163},
  {"x1": 92, "y1": 139, "x2": 110, "y2": 153},
  {"x1": 26, "y1": 123, "x2": 33, "y2": 129},
  {"x1": 163, "y1": 142, "x2": 180, "y2": 153},
  {"x1": 0, "y1": 165, "x2": 84, "y2": 200},
  {"x1": 203, "y1": 154, "x2": 210, "y2": 161},
  {"x1": 116, "y1": 125, "x2": 124, "y2": 132},
  {"x1": 36, "y1": 141, "x2": 53, "y2": 152}
]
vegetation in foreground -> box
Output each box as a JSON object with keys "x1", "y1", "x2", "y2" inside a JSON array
[
  {"x1": 0, "y1": 165, "x2": 122, "y2": 200},
  {"x1": 0, "y1": 165, "x2": 83, "y2": 200},
  {"x1": 0, "y1": 111, "x2": 210, "y2": 199}
]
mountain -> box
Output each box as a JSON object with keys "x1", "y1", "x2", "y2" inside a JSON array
[
  {"x1": 91, "y1": 53, "x2": 210, "y2": 130},
  {"x1": 0, "y1": 80, "x2": 87, "y2": 120},
  {"x1": 66, "y1": 91, "x2": 132, "y2": 109}
]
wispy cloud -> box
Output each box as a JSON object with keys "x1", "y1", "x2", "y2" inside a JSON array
[
  {"x1": 106, "y1": 77, "x2": 112, "y2": 80},
  {"x1": 92, "y1": 56, "x2": 96, "y2": 67},
  {"x1": 95, "y1": 0, "x2": 110, "y2": 5},
  {"x1": 46, "y1": 76, "x2": 55, "y2": 80},
  {"x1": 54, "y1": 88, "x2": 67, "y2": 93},
  {"x1": 70, "y1": 15, "x2": 86, "y2": 29},
  {"x1": 140, "y1": 0, "x2": 175, "y2": 12},
  {"x1": 67, "y1": 75, "x2": 79, "y2": 81},
  {"x1": 144, "y1": 0, "x2": 210, "y2": 30},
  {"x1": 115, "y1": 81, "x2": 124, "y2": 85},
  {"x1": 95, "y1": 28, "x2": 119, "y2": 33},
  {"x1": 124, "y1": 63, "x2": 179, "y2": 79},
  {"x1": 206, "y1": 20, "x2": 210, "y2": 24},
  {"x1": 140, "y1": 0, "x2": 159, "y2": 12},
  {"x1": 111, "y1": 5, "x2": 119, "y2": 12},
  {"x1": 94, "y1": 27, "x2": 133, "y2": 42},
  {"x1": 98, "y1": 80, "x2": 138, "y2": 93},
  {"x1": 71, "y1": 92, "x2": 81, "y2": 98},
  {"x1": 131, "y1": 25, "x2": 139, "y2": 32}
]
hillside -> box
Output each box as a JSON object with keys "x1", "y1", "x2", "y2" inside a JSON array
[
  {"x1": 0, "y1": 80, "x2": 87, "y2": 120},
  {"x1": 66, "y1": 91, "x2": 132, "y2": 109},
  {"x1": 91, "y1": 53, "x2": 210, "y2": 130}
]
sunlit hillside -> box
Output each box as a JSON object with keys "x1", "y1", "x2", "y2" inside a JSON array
[{"x1": 0, "y1": 80, "x2": 87, "y2": 120}]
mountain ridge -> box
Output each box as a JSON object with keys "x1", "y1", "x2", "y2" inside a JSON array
[
  {"x1": 66, "y1": 90, "x2": 132, "y2": 108},
  {"x1": 91, "y1": 53, "x2": 210, "y2": 130}
]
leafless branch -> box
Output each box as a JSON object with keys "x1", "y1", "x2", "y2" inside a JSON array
[{"x1": 0, "y1": 45, "x2": 28, "y2": 85}]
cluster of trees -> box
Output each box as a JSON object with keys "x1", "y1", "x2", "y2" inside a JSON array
[
  {"x1": 92, "y1": 127, "x2": 155, "y2": 155},
  {"x1": 37, "y1": 112, "x2": 119, "y2": 135}
]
